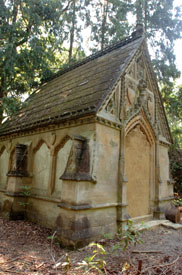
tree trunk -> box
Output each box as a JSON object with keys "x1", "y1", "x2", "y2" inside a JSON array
[
  {"x1": 136, "y1": 0, "x2": 143, "y2": 24},
  {"x1": 12, "y1": 0, "x2": 19, "y2": 24},
  {"x1": 101, "y1": 0, "x2": 109, "y2": 51},
  {"x1": 144, "y1": 0, "x2": 147, "y2": 32},
  {"x1": 68, "y1": 0, "x2": 76, "y2": 63},
  {"x1": 0, "y1": 79, "x2": 5, "y2": 124}
]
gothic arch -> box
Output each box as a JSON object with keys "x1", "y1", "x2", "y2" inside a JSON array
[
  {"x1": 54, "y1": 135, "x2": 72, "y2": 156},
  {"x1": 50, "y1": 135, "x2": 73, "y2": 196},
  {"x1": 33, "y1": 138, "x2": 50, "y2": 154},
  {"x1": 125, "y1": 109, "x2": 156, "y2": 145},
  {"x1": 125, "y1": 109, "x2": 156, "y2": 218},
  {"x1": 8, "y1": 147, "x2": 16, "y2": 172},
  {"x1": 0, "y1": 145, "x2": 6, "y2": 155},
  {"x1": 32, "y1": 140, "x2": 51, "y2": 196}
]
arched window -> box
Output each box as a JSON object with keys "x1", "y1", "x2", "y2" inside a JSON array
[
  {"x1": 32, "y1": 142, "x2": 51, "y2": 196},
  {"x1": 53, "y1": 139, "x2": 72, "y2": 198}
]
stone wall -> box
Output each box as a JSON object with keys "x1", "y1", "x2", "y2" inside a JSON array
[
  {"x1": 159, "y1": 144, "x2": 172, "y2": 198},
  {"x1": 0, "y1": 122, "x2": 120, "y2": 246},
  {"x1": 0, "y1": 118, "x2": 173, "y2": 246}
]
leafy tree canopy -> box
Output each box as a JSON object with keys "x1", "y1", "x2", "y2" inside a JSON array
[
  {"x1": 0, "y1": 0, "x2": 72, "y2": 120},
  {"x1": 162, "y1": 83, "x2": 182, "y2": 148}
]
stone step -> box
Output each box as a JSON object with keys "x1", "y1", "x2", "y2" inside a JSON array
[{"x1": 131, "y1": 214, "x2": 153, "y2": 224}]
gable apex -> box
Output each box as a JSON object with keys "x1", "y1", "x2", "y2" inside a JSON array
[{"x1": 97, "y1": 41, "x2": 172, "y2": 143}]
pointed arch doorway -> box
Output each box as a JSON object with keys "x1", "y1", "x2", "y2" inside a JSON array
[{"x1": 125, "y1": 115, "x2": 155, "y2": 218}]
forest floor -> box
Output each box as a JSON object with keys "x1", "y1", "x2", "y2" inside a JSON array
[{"x1": 0, "y1": 217, "x2": 182, "y2": 274}]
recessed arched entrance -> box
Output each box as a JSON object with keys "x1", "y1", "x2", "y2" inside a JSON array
[{"x1": 125, "y1": 114, "x2": 155, "y2": 218}]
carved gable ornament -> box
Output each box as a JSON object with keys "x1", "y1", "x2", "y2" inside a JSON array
[
  {"x1": 125, "y1": 49, "x2": 171, "y2": 143},
  {"x1": 97, "y1": 82, "x2": 121, "y2": 125},
  {"x1": 125, "y1": 77, "x2": 155, "y2": 124},
  {"x1": 105, "y1": 97, "x2": 116, "y2": 115},
  {"x1": 95, "y1": 44, "x2": 170, "y2": 143},
  {"x1": 125, "y1": 52, "x2": 156, "y2": 128}
]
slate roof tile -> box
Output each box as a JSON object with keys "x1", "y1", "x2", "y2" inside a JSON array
[{"x1": 0, "y1": 34, "x2": 143, "y2": 136}]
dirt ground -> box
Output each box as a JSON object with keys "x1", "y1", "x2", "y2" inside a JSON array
[{"x1": 0, "y1": 217, "x2": 182, "y2": 274}]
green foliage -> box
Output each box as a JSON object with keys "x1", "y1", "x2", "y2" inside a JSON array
[
  {"x1": 133, "y1": 0, "x2": 182, "y2": 83},
  {"x1": 72, "y1": 223, "x2": 142, "y2": 273},
  {"x1": 89, "y1": 0, "x2": 132, "y2": 51},
  {"x1": 0, "y1": 0, "x2": 66, "y2": 88},
  {"x1": 88, "y1": 0, "x2": 182, "y2": 84},
  {"x1": 173, "y1": 198, "x2": 182, "y2": 207},
  {"x1": 0, "y1": 0, "x2": 75, "y2": 120},
  {"x1": 170, "y1": 148, "x2": 182, "y2": 194},
  {"x1": 113, "y1": 220, "x2": 143, "y2": 251},
  {"x1": 76, "y1": 242, "x2": 107, "y2": 274},
  {"x1": 62, "y1": 253, "x2": 72, "y2": 272},
  {"x1": 2, "y1": 96, "x2": 22, "y2": 118},
  {"x1": 18, "y1": 201, "x2": 29, "y2": 207},
  {"x1": 103, "y1": 232, "x2": 114, "y2": 240},
  {"x1": 65, "y1": 0, "x2": 90, "y2": 62},
  {"x1": 20, "y1": 185, "x2": 31, "y2": 197},
  {"x1": 161, "y1": 83, "x2": 182, "y2": 149},
  {"x1": 0, "y1": 0, "x2": 91, "y2": 121},
  {"x1": 142, "y1": 0, "x2": 181, "y2": 81},
  {"x1": 18, "y1": 185, "x2": 31, "y2": 208},
  {"x1": 134, "y1": 1, "x2": 182, "y2": 148}
]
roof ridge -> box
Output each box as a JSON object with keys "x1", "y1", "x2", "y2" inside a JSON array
[{"x1": 44, "y1": 33, "x2": 143, "y2": 83}]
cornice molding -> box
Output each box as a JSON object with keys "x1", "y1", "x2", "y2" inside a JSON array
[
  {"x1": 96, "y1": 116, "x2": 122, "y2": 130},
  {"x1": 0, "y1": 116, "x2": 96, "y2": 141}
]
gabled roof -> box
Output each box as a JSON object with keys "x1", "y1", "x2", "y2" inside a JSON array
[{"x1": 0, "y1": 33, "x2": 144, "y2": 136}]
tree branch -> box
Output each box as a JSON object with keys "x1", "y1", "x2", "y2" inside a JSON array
[
  {"x1": 15, "y1": 24, "x2": 32, "y2": 47},
  {"x1": 12, "y1": 0, "x2": 19, "y2": 24},
  {"x1": 61, "y1": 0, "x2": 72, "y2": 14}
]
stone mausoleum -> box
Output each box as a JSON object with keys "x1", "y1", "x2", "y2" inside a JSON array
[{"x1": 0, "y1": 26, "x2": 174, "y2": 247}]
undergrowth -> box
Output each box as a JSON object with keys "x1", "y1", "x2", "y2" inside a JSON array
[{"x1": 56, "y1": 220, "x2": 143, "y2": 274}]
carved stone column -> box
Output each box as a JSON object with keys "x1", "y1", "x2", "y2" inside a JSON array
[
  {"x1": 154, "y1": 137, "x2": 173, "y2": 219},
  {"x1": 117, "y1": 126, "x2": 129, "y2": 227},
  {"x1": 117, "y1": 77, "x2": 130, "y2": 227},
  {"x1": 56, "y1": 136, "x2": 96, "y2": 247},
  {"x1": 153, "y1": 138, "x2": 165, "y2": 219}
]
